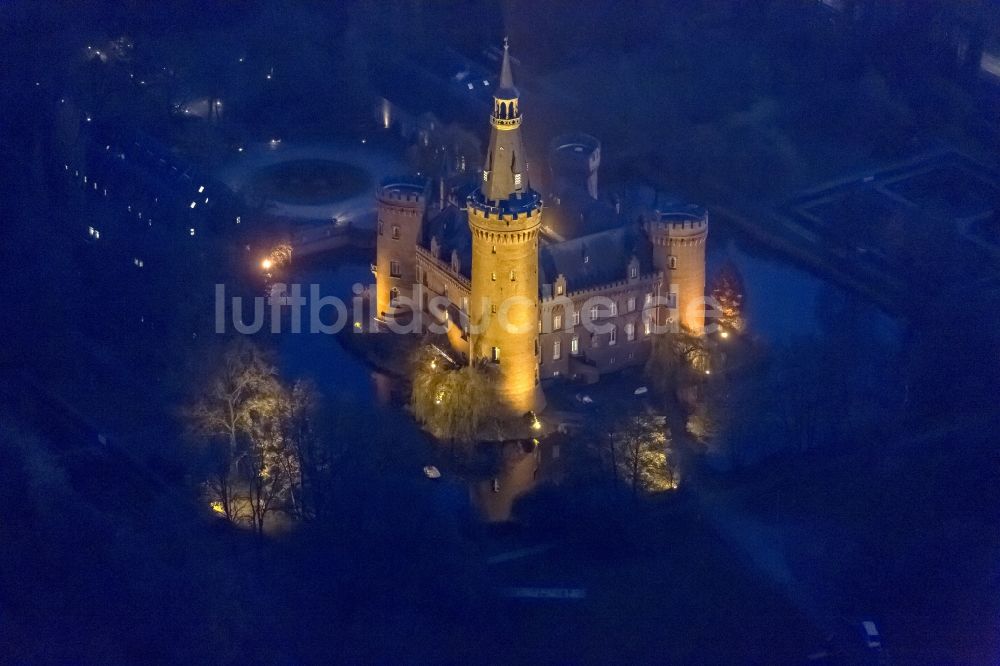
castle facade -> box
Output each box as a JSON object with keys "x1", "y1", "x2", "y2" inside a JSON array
[{"x1": 374, "y1": 44, "x2": 708, "y2": 415}]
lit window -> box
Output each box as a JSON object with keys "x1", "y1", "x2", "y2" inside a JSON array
[
  {"x1": 626, "y1": 322, "x2": 635, "y2": 341},
  {"x1": 483, "y1": 170, "x2": 489, "y2": 182},
  {"x1": 553, "y1": 313, "x2": 563, "y2": 330},
  {"x1": 644, "y1": 292, "x2": 653, "y2": 307},
  {"x1": 462, "y1": 296, "x2": 469, "y2": 312},
  {"x1": 570, "y1": 335, "x2": 579, "y2": 355},
  {"x1": 553, "y1": 340, "x2": 562, "y2": 360},
  {"x1": 392, "y1": 226, "x2": 400, "y2": 240},
  {"x1": 644, "y1": 318, "x2": 652, "y2": 335},
  {"x1": 630, "y1": 264, "x2": 638, "y2": 279},
  {"x1": 514, "y1": 173, "x2": 522, "y2": 189},
  {"x1": 491, "y1": 346, "x2": 500, "y2": 362},
  {"x1": 189, "y1": 228, "x2": 196, "y2": 236},
  {"x1": 610, "y1": 301, "x2": 618, "y2": 316},
  {"x1": 556, "y1": 283, "x2": 564, "y2": 296},
  {"x1": 609, "y1": 327, "x2": 617, "y2": 345},
  {"x1": 572, "y1": 310, "x2": 581, "y2": 326},
  {"x1": 589, "y1": 305, "x2": 599, "y2": 321},
  {"x1": 390, "y1": 261, "x2": 401, "y2": 277},
  {"x1": 190, "y1": 201, "x2": 197, "y2": 209},
  {"x1": 627, "y1": 296, "x2": 636, "y2": 312}
]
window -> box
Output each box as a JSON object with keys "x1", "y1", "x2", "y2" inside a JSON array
[
  {"x1": 556, "y1": 283, "x2": 564, "y2": 296},
  {"x1": 491, "y1": 346, "x2": 500, "y2": 362},
  {"x1": 609, "y1": 326, "x2": 617, "y2": 345},
  {"x1": 625, "y1": 322, "x2": 635, "y2": 341},
  {"x1": 644, "y1": 292, "x2": 653, "y2": 307},
  {"x1": 553, "y1": 340, "x2": 561, "y2": 360},
  {"x1": 462, "y1": 296, "x2": 469, "y2": 313},
  {"x1": 572, "y1": 310, "x2": 581, "y2": 326},
  {"x1": 583, "y1": 255, "x2": 590, "y2": 264},
  {"x1": 389, "y1": 287, "x2": 399, "y2": 305},
  {"x1": 553, "y1": 313, "x2": 563, "y2": 330},
  {"x1": 483, "y1": 170, "x2": 489, "y2": 182},
  {"x1": 610, "y1": 301, "x2": 618, "y2": 316},
  {"x1": 629, "y1": 264, "x2": 638, "y2": 279},
  {"x1": 669, "y1": 255, "x2": 677, "y2": 269},
  {"x1": 492, "y1": 245, "x2": 497, "y2": 254},
  {"x1": 491, "y1": 272, "x2": 497, "y2": 281},
  {"x1": 392, "y1": 225, "x2": 400, "y2": 240},
  {"x1": 627, "y1": 296, "x2": 636, "y2": 312},
  {"x1": 389, "y1": 261, "x2": 401, "y2": 277},
  {"x1": 378, "y1": 221, "x2": 384, "y2": 235},
  {"x1": 644, "y1": 318, "x2": 652, "y2": 335},
  {"x1": 491, "y1": 304, "x2": 497, "y2": 314},
  {"x1": 509, "y1": 270, "x2": 516, "y2": 282},
  {"x1": 514, "y1": 173, "x2": 522, "y2": 189},
  {"x1": 570, "y1": 335, "x2": 579, "y2": 355},
  {"x1": 589, "y1": 305, "x2": 599, "y2": 321}
]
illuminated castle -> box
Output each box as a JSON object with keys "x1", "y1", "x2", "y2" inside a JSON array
[{"x1": 374, "y1": 43, "x2": 708, "y2": 415}]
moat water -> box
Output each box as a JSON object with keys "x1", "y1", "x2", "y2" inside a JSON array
[{"x1": 278, "y1": 241, "x2": 900, "y2": 522}]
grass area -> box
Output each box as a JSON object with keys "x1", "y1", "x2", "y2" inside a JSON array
[{"x1": 719, "y1": 419, "x2": 1000, "y2": 663}]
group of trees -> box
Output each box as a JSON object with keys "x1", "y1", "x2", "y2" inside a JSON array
[{"x1": 187, "y1": 340, "x2": 329, "y2": 534}]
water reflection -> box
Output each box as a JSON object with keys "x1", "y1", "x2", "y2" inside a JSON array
[{"x1": 469, "y1": 438, "x2": 542, "y2": 522}]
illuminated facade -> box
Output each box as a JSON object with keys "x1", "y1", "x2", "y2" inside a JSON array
[{"x1": 374, "y1": 43, "x2": 708, "y2": 409}]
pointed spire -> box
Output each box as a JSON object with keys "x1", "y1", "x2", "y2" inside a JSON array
[
  {"x1": 499, "y1": 37, "x2": 514, "y2": 91},
  {"x1": 480, "y1": 39, "x2": 531, "y2": 202}
]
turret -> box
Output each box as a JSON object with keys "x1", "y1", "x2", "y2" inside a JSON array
[
  {"x1": 375, "y1": 178, "x2": 428, "y2": 321},
  {"x1": 645, "y1": 208, "x2": 708, "y2": 334}
]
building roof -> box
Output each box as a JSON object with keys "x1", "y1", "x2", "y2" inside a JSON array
[
  {"x1": 540, "y1": 224, "x2": 654, "y2": 292},
  {"x1": 422, "y1": 203, "x2": 472, "y2": 279}
]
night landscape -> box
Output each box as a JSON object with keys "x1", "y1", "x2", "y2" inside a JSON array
[{"x1": 2, "y1": 1, "x2": 1000, "y2": 663}]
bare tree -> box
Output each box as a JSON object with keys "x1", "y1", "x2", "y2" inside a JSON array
[
  {"x1": 599, "y1": 412, "x2": 676, "y2": 494},
  {"x1": 186, "y1": 340, "x2": 277, "y2": 521}
]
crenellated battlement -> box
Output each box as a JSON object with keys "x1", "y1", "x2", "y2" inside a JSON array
[{"x1": 377, "y1": 179, "x2": 428, "y2": 207}]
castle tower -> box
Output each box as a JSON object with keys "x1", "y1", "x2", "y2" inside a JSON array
[
  {"x1": 549, "y1": 133, "x2": 601, "y2": 200},
  {"x1": 468, "y1": 41, "x2": 545, "y2": 415},
  {"x1": 645, "y1": 208, "x2": 709, "y2": 334},
  {"x1": 374, "y1": 178, "x2": 428, "y2": 321}
]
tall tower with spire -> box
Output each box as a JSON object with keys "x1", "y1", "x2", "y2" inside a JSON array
[{"x1": 467, "y1": 40, "x2": 545, "y2": 415}]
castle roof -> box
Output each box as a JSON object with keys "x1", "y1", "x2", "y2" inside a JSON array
[
  {"x1": 422, "y1": 203, "x2": 472, "y2": 279},
  {"x1": 540, "y1": 224, "x2": 655, "y2": 292}
]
